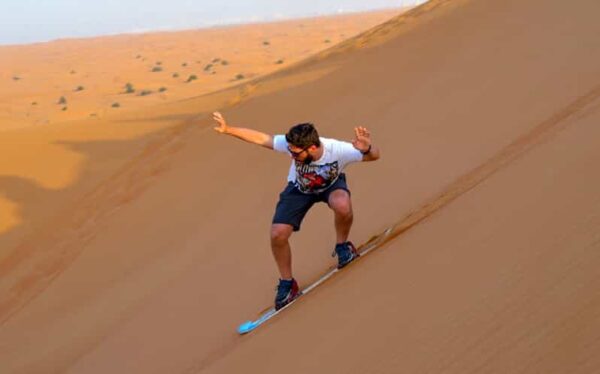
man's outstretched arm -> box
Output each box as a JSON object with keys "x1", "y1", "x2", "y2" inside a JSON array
[{"x1": 212, "y1": 112, "x2": 274, "y2": 149}]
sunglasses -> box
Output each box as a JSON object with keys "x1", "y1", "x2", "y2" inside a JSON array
[{"x1": 287, "y1": 145, "x2": 311, "y2": 157}]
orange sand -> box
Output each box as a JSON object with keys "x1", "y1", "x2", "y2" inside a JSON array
[
  {"x1": 0, "y1": 8, "x2": 404, "y2": 242},
  {"x1": 1, "y1": 1, "x2": 600, "y2": 373}
]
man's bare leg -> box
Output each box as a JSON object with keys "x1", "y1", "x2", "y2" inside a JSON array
[
  {"x1": 328, "y1": 189, "x2": 353, "y2": 244},
  {"x1": 270, "y1": 223, "x2": 294, "y2": 279}
]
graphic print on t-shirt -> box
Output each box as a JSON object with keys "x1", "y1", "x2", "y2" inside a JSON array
[
  {"x1": 294, "y1": 160, "x2": 339, "y2": 193},
  {"x1": 272, "y1": 135, "x2": 363, "y2": 193}
]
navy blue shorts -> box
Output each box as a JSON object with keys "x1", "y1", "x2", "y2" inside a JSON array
[{"x1": 272, "y1": 173, "x2": 351, "y2": 232}]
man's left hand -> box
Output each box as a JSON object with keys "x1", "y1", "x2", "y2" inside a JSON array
[{"x1": 352, "y1": 126, "x2": 371, "y2": 153}]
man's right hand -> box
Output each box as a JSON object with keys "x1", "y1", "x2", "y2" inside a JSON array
[
  {"x1": 210, "y1": 112, "x2": 274, "y2": 149},
  {"x1": 213, "y1": 112, "x2": 228, "y2": 134}
]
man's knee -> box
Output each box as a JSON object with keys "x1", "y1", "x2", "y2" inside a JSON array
[
  {"x1": 271, "y1": 224, "x2": 293, "y2": 245},
  {"x1": 328, "y1": 190, "x2": 353, "y2": 217}
]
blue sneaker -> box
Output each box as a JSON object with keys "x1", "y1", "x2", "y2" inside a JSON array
[
  {"x1": 332, "y1": 241, "x2": 359, "y2": 269},
  {"x1": 275, "y1": 278, "x2": 301, "y2": 310}
]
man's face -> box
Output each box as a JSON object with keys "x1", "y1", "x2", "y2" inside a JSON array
[{"x1": 288, "y1": 144, "x2": 316, "y2": 164}]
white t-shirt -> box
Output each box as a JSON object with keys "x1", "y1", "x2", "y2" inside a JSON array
[{"x1": 273, "y1": 135, "x2": 363, "y2": 193}]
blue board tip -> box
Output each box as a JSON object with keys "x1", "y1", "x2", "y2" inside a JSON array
[{"x1": 238, "y1": 321, "x2": 256, "y2": 334}]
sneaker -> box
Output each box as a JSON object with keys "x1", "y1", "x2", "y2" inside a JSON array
[
  {"x1": 332, "y1": 241, "x2": 359, "y2": 269},
  {"x1": 275, "y1": 278, "x2": 301, "y2": 310}
]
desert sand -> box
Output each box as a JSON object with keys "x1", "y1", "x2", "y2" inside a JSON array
[
  {"x1": 0, "y1": 8, "x2": 403, "y2": 242},
  {"x1": 1, "y1": 0, "x2": 600, "y2": 373}
]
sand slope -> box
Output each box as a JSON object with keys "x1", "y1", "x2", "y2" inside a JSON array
[
  {"x1": 1, "y1": 0, "x2": 600, "y2": 373},
  {"x1": 0, "y1": 9, "x2": 404, "y2": 260}
]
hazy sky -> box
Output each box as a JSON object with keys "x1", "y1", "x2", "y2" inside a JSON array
[{"x1": 0, "y1": 0, "x2": 426, "y2": 46}]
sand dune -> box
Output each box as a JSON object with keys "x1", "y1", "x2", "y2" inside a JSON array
[
  {"x1": 1, "y1": 0, "x2": 600, "y2": 373},
  {"x1": 0, "y1": 8, "x2": 404, "y2": 244}
]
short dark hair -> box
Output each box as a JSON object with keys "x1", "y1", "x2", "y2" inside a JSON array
[{"x1": 285, "y1": 123, "x2": 320, "y2": 148}]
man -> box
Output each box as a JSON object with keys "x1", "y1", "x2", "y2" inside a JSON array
[{"x1": 212, "y1": 112, "x2": 380, "y2": 310}]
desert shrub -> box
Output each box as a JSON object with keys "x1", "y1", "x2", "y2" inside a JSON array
[
  {"x1": 13, "y1": 76, "x2": 20, "y2": 81},
  {"x1": 75, "y1": 86, "x2": 84, "y2": 91},
  {"x1": 235, "y1": 74, "x2": 245, "y2": 80},
  {"x1": 275, "y1": 59, "x2": 284, "y2": 64},
  {"x1": 156, "y1": 61, "x2": 162, "y2": 65},
  {"x1": 186, "y1": 75, "x2": 198, "y2": 82},
  {"x1": 159, "y1": 87, "x2": 167, "y2": 92},
  {"x1": 182, "y1": 62, "x2": 187, "y2": 67},
  {"x1": 139, "y1": 90, "x2": 152, "y2": 96},
  {"x1": 62, "y1": 106, "x2": 68, "y2": 111},
  {"x1": 324, "y1": 39, "x2": 331, "y2": 43},
  {"x1": 221, "y1": 60, "x2": 229, "y2": 65},
  {"x1": 204, "y1": 64, "x2": 213, "y2": 71},
  {"x1": 58, "y1": 96, "x2": 67, "y2": 105},
  {"x1": 212, "y1": 58, "x2": 220, "y2": 63},
  {"x1": 31, "y1": 102, "x2": 37, "y2": 105},
  {"x1": 151, "y1": 66, "x2": 163, "y2": 72},
  {"x1": 124, "y1": 83, "x2": 135, "y2": 93},
  {"x1": 263, "y1": 41, "x2": 270, "y2": 46},
  {"x1": 112, "y1": 102, "x2": 120, "y2": 108},
  {"x1": 172, "y1": 73, "x2": 179, "y2": 78}
]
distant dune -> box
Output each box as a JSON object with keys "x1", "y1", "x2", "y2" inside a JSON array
[
  {"x1": 0, "y1": 9, "x2": 403, "y2": 130},
  {"x1": 1, "y1": 0, "x2": 600, "y2": 373},
  {"x1": 0, "y1": 7, "x2": 405, "y2": 245}
]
